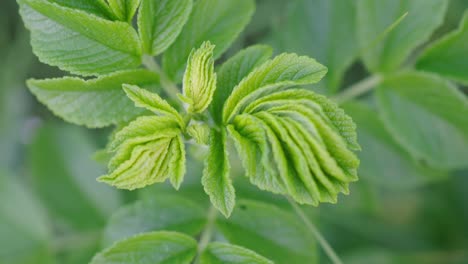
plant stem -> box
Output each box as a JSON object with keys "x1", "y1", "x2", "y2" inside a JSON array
[
  {"x1": 333, "y1": 75, "x2": 382, "y2": 104},
  {"x1": 194, "y1": 205, "x2": 218, "y2": 263},
  {"x1": 287, "y1": 197, "x2": 343, "y2": 264},
  {"x1": 142, "y1": 55, "x2": 180, "y2": 102}
]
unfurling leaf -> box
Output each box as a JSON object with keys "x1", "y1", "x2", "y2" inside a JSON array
[
  {"x1": 187, "y1": 123, "x2": 210, "y2": 145},
  {"x1": 182, "y1": 41, "x2": 217, "y2": 113},
  {"x1": 107, "y1": 0, "x2": 141, "y2": 22},
  {"x1": 200, "y1": 242, "x2": 274, "y2": 264}
]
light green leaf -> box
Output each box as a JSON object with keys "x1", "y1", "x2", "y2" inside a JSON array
[
  {"x1": 200, "y1": 242, "x2": 273, "y2": 264},
  {"x1": 211, "y1": 45, "x2": 273, "y2": 124},
  {"x1": 202, "y1": 129, "x2": 235, "y2": 217},
  {"x1": 107, "y1": 0, "x2": 141, "y2": 22},
  {"x1": 138, "y1": 0, "x2": 192, "y2": 55},
  {"x1": 0, "y1": 172, "x2": 53, "y2": 264},
  {"x1": 91, "y1": 231, "x2": 197, "y2": 264},
  {"x1": 376, "y1": 71, "x2": 468, "y2": 169},
  {"x1": 123, "y1": 84, "x2": 184, "y2": 127},
  {"x1": 100, "y1": 116, "x2": 186, "y2": 190},
  {"x1": 416, "y1": 11, "x2": 468, "y2": 85},
  {"x1": 343, "y1": 102, "x2": 446, "y2": 189},
  {"x1": 27, "y1": 70, "x2": 160, "y2": 128},
  {"x1": 357, "y1": 0, "x2": 448, "y2": 72},
  {"x1": 271, "y1": 0, "x2": 358, "y2": 93},
  {"x1": 102, "y1": 195, "x2": 206, "y2": 247},
  {"x1": 182, "y1": 41, "x2": 217, "y2": 113},
  {"x1": 29, "y1": 123, "x2": 122, "y2": 230},
  {"x1": 163, "y1": 0, "x2": 255, "y2": 81},
  {"x1": 18, "y1": 0, "x2": 142, "y2": 76},
  {"x1": 216, "y1": 200, "x2": 317, "y2": 264},
  {"x1": 187, "y1": 123, "x2": 210, "y2": 145},
  {"x1": 223, "y1": 53, "x2": 328, "y2": 123}
]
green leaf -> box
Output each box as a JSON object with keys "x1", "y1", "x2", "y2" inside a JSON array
[
  {"x1": 102, "y1": 195, "x2": 206, "y2": 247},
  {"x1": 123, "y1": 84, "x2": 184, "y2": 127},
  {"x1": 27, "y1": 70, "x2": 160, "y2": 128},
  {"x1": 200, "y1": 242, "x2": 273, "y2": 264},
  {"x1": 100, "y1": 116, "x2": 186, "y2": 190},
  {"x1": 49, "y1": 0, "x2": 115, "y2": 19},
  {"x1": 343, "y1": 102, "x2": 446, "y2": 189},
  {"x1": 0, "y1": 171, "x2": 53, "y2": 264},
  {"x1": 202, "y1": 129, "x2": 235, "y2": 217},
  {"x1": 91, "y1": 231, "x2": 197, "y2": 264},
  {"x1": 356, "y1": 0, "x2": 448, "y2": 72},
  {"x1": 216, "y1": 200, "x2": 317, "y2": 264},
  {"x1": 182, "y1": 41, "x2": 217, "y2": 113},
  {"x1": 271, "y1": 0, "x2": 358, "y2": 92},
  {"x1": 18, "y1": 0, "x2": 142, "y2": 76},
  {"x1": 211, "y1": 45, "x2": 273, "y2": 124},
  {"x1": 163, "y1": 0, "x2": 255, "y2": 81},
  {"x1": 29, "y1": 123, "x2": 122, "y2": 230},
  {"x1": 107, "y1": 0, "x2": 141, "y2": 22},
  {"x1": 138, "y1": 0, "x2": 192, "y2": 55},
  {"x1": 376, "y1": 71, "x2": 468, "y2": 170},
  {"x1": 416, "y1": 11, "x2": 468, "y2": 85},
  {"x1": 187, "y1": 123, "x2": 211, "y2": 145}
]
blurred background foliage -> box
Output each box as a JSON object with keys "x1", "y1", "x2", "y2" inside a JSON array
[{"x1": 1, "y1": 0, "x2": 467, "y2": 263}]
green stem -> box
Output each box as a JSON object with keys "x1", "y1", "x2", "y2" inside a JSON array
[
  {"x1": 333, "y1": 75, "x2": 382, "y2": 104},
  {"x1": 287, "y1": 197, "x2": 343, "y2": 264},
  {"x1": 194, "y1": 205, "x2": 218, "y2": 264},
  {"x1": 142, "y1": 55, "x2": 180, "y2": 102}
]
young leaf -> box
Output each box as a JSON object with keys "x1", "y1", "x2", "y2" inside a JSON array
[
  {"x1": 356, "y1": 0, "x2": 448, "y2": 72},
  {"x1": 163, "y1": 0, "x2": 255, "y2": 81},
  {"x1": 182, "y1": 41, "x2": 217, "y2": 113},
  {"x1": 216, "y1": 200, "x2": 317, "y2": 264},
  {"x1": 107, "y1": 0, "x2": 141, "y2": 22},
  {"x1": 138, "y1": 0, "x2": 192, "y2": 55},
  {"x1": 211, "y1": 45, "x2": 273, "y2": 124},
  {"x1": 99, "y1": 116, "x2": 186, "y2": 190},
  {"x1": 49, "y1": 0, "x2": 115, "y2": 19},
  {"x1": 416, "y1": 11, "x2": 468, "y2": 85},
  {"x1": 202, "y1": 129, "x2": 235, "y2": 218},
  {"x1": 18, "y1": 0, "x2": 142, "y2": 76},
  {"x1": 90, "y1": 231, "x2": 197, "y2": 264},
  {"x1": 102, "y1": 195, "x2": 206, "y2": 247},
  {"x1": 376, "y1": 71, "x2": 468, "y2": 169},
  {"x1": 200, "y1": 242, "x2": 274, "y2": 264},
  {"x1": 27, "y1": 70, "x2": 160, "y2": 128},
  {"x1": 187, "y1": 123, "x2": 210, "y2": 145}
]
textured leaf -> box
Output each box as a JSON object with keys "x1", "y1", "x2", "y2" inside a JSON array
[
  {"x1": 27, "y1": 70, "x2": 160, "y2": 128},
  {"x1": 18, "y1": 0, "x2": 142, "y2": 76},
  {"x1": 182, "y1": 41, "x2": 217, "y2": 113},
  {"x1": 272, "y1": 0, "x2": 358, "y2": 92},
  {"x1": 138, "y1": 0, "x2": 192, "y2": 55},
  {"x1": 222, "y1": 53, "x2": 328, "y2": 123},
  {"x1": 357, "y1": 0, "x2": 448, "y2": 72},
  {"x1": 163, "y1": 0, "x2": 255, "y2": 81},
  {"x1": 416, "y1": 11, "x2": 468, "y2": 84},
  {"x1": 343, "y1": 102, "x2": 446, "y2": 189},
  {"x1": 187, "y1": 123, "x2": 210, "y2": 145},
  {"x1": 91, "y1": 231, "x2": 197, "y2": 264},
  {"x1": 216, "y1": 200, "x2": 317, "y2": 264},
  {"x1": 376, "y1": 71, "x2": 468, "y2": 169},
  {"x1": 200, "y1": 242, "x2": 273, "y2": 264},
  {"x1": 100, "y1": 116, "x2": 186, "y2": 190},
  {"x1": 102, "y1": 195, "x2": 206, "y2": 247},
  {"x1": 202, "y1": 129, "x2": 235, "y2": 217},
  {"x1": 211, "y1": 45, "x2": 273, "y2": 123},
  {"x1": 107, "y1": 0, "x2": 141, "y2": 22},
  {"x1": 29, "y1": 123, "x2": 122, "y2": 230},
  {"x1": 49, "y1": 0, "x2": 115, "y2": 19}
]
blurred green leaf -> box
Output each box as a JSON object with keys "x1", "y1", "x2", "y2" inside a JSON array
[
  {"x1": 200, "y1": 242, "x2": 273, "y2": 264},
  {"x1": 216, "y1": 200, "x2": 317, "y2": 264},
  {"x1": 376, "y1": 71, "x2": 468, "y2": 170},
  {"x1": 91, "y1": 231, "x2": 197, "y2": 264},
  {"x1": 49, "y1": 0, "x2": 115, "y2": 19},
  {"x1": 356, "y1": 0, "x2": 448, "y2": 72},
  {"x1": 138, "y1": 0, "x2": 192, "y2": 55},
  {"x1": 271, "y1": 0, "x2": 358, "y2": 93},
  {"x1": 101, "y1": 194, "x2": 206, "y2": 247},
  {"x1": 163, "y1": 0, "x2": 255, "y2": 81},
  {"x1": 417, "y1": 11, "x2": 468, "y2": 85},
  {"x1": 29, "y1": 123, "x2": 121, "y2": 230}
]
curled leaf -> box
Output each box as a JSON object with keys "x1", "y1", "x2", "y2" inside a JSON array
[{"x1": 187, "y1": 123, "x2": 210, "y2": 145}]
